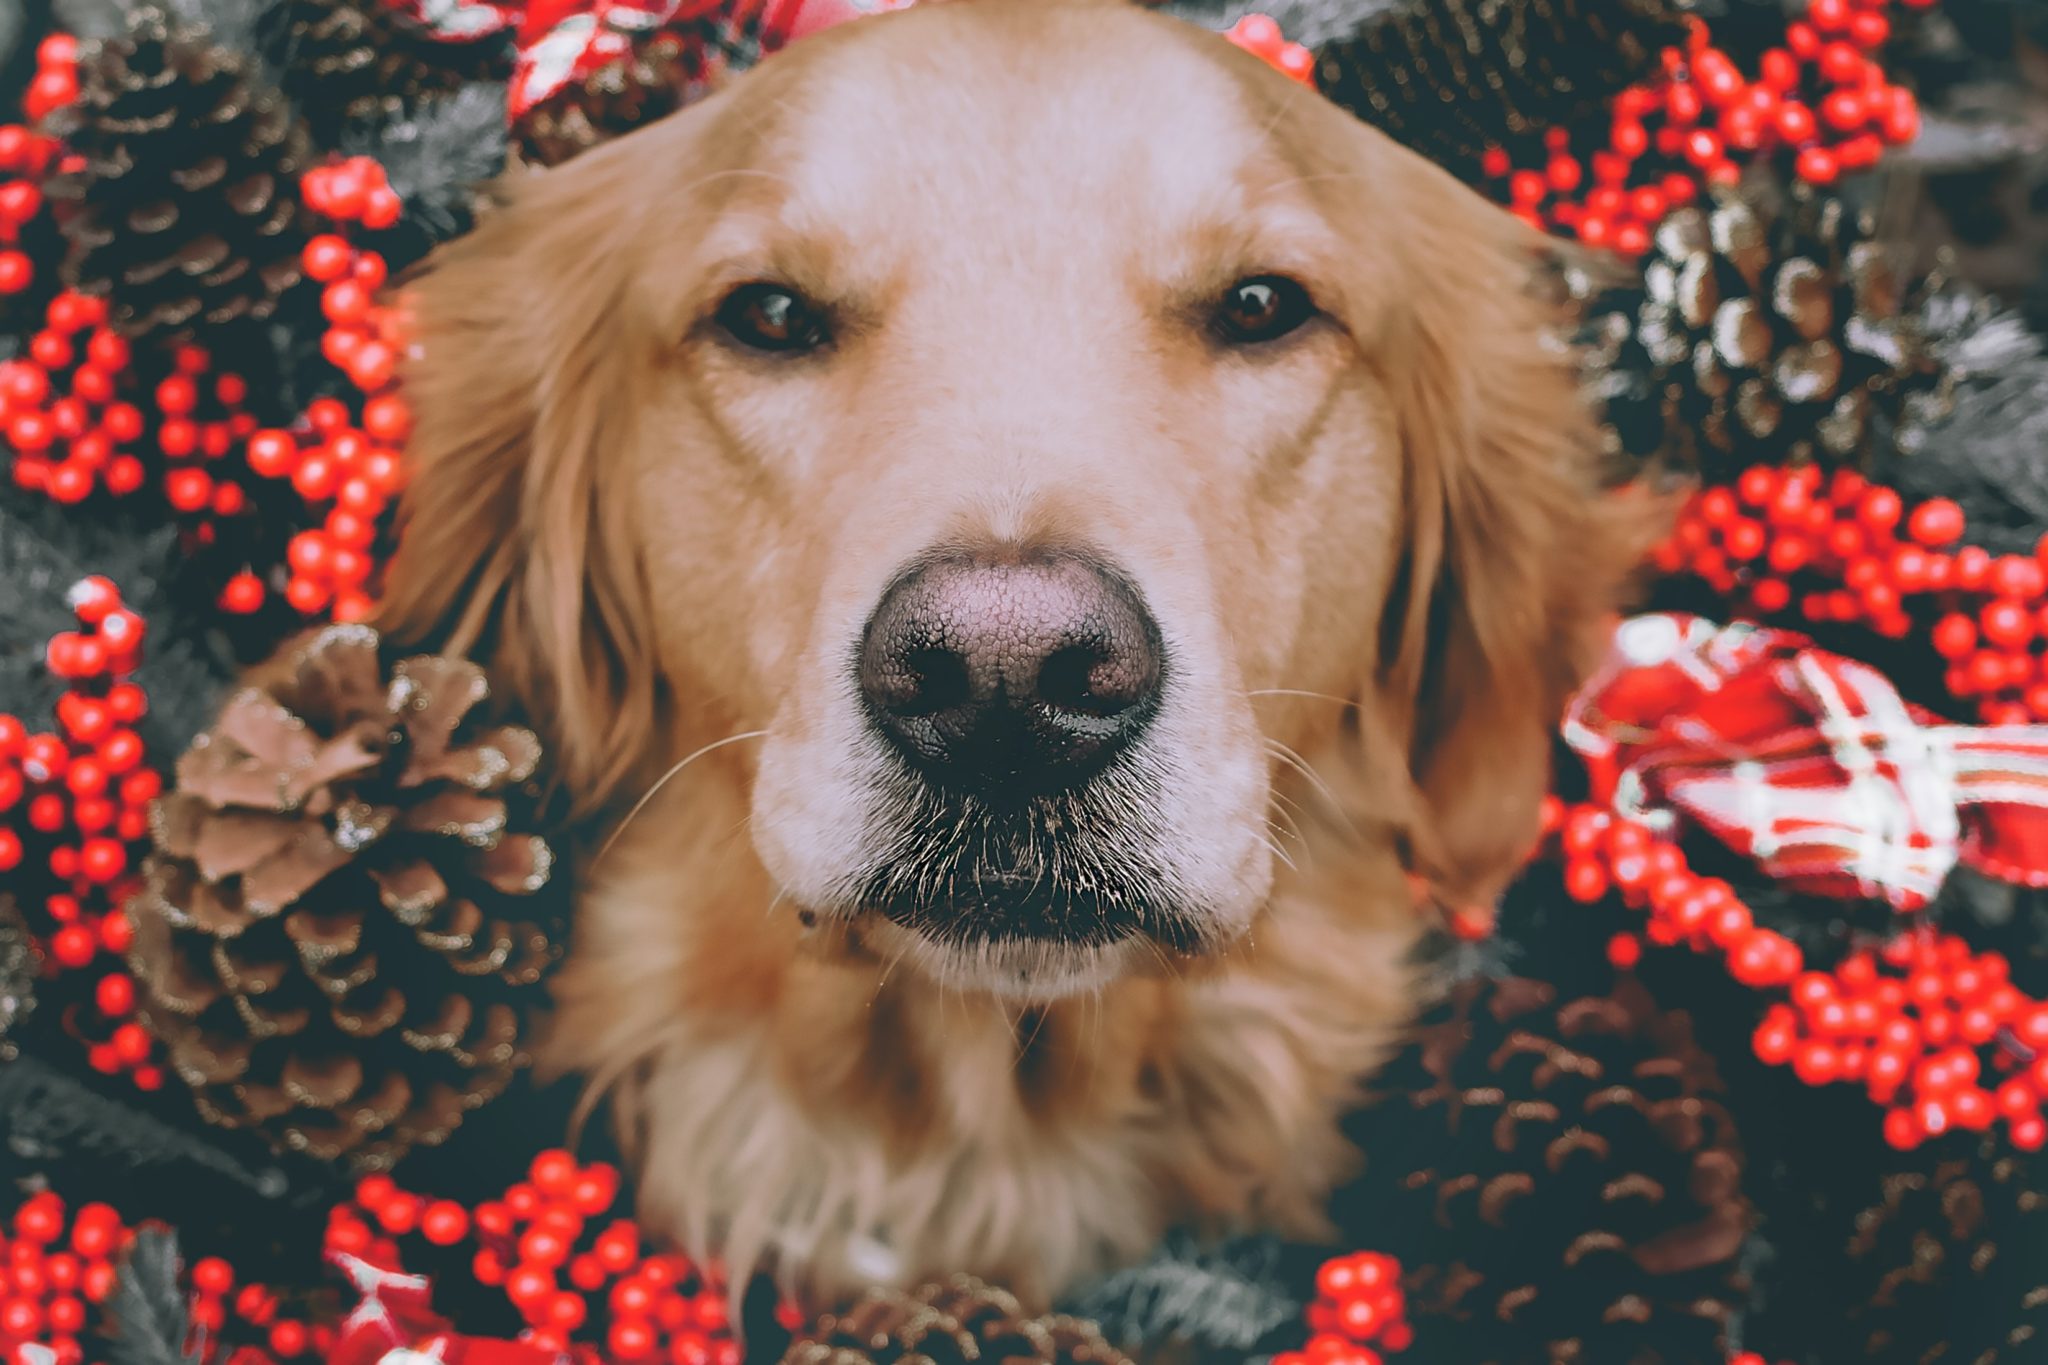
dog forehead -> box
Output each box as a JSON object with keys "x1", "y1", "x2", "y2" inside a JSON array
[{"x1": 767, "y1": 5, "x2": 1274, "y2": 250}]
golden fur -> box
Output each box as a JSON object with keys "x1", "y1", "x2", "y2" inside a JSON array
[{"x1": 371, "y1": 0, "x2": 1650, "y2": 1310}]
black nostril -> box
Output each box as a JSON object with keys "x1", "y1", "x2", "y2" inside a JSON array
[
  {"x1": 857, "y1": 550, "x2": 1165, "y2": 798},
  {"x1": 1035, "y1": 643, "x2": 1108, "y2": 715},
  {"x1": 895, "y1": 646, "x2": 971, "y2": 717}
]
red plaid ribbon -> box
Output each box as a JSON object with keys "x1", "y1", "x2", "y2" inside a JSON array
[
  {"x1": 326, "y1": 1251, "x2": 589, "y2": 1365},
  {"x1": 1564, "y1": 614, "x2": 2048, "y2": 910},
  {"x1": 507, "y1": 0, "x2": 902, "y2": 117}
]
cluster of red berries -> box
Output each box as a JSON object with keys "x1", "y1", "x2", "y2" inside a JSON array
[
  {"x1": 0, "y1": 33, "x2": 77, "y2": 302},
  {"x1": 0, "y1": 126, "x2": 59, "y2": 303},
  {"x1": 243, "y1": 393, "x2": 406, "y2": 622},
  {"x1": 1, "y1": 1195, "x2": 133, "y2": 1365},
  {"x1": 326, "y1": 1152, "x2": 740, "y2": 1365},
  {"x1": 1271, "y1": 1252, "x2": 1412, "y2": 1365},
  {"x1": 1, "y1": 576, "x2": 163, "y2": 1088},
  {"x1": 148, "y1": 344, "x2": 263, "y2": 538},
  {"x1": 1555, "y1": 800, "x2": 1803, "y2": 985},
  {"x1": 1224, "y1": 13, "x2": 1315, "y2": 83},
  {"x1": 1487, "y1": 1, "x2": 1922, "y2": 252},
  {"x1": 1, "y1": 292, "x2": 150, "y2": 504},
  {"x1": 22, "y1": 32, "x2": 81, "y2": 122},
  {"x1": 240, "y1": 157, "x2": 411, "y2": 622},
  {"x1": 1551, "y1": 797, "x2": 2048, "y2": 1151},
  {"x1": 1753, "y1": 929, "x2": 2048, "y2": 1152},
  {"x1": 1658, "y1": 467, "x2": 2048, "y2": 724},
  {"x1": 0, "y1": 299, "x2": 257, "y2": 536},
  {"x1": 2, "y1": 1192, "x2": 322, "y2": 1365}
]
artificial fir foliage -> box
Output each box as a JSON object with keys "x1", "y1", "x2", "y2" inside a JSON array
[
  {"x1": 0, "y1": 896, "x2": 39, "y2": 1060},
  {"x1": 128, "y1": 623, "x2": 564, "y2": 1168},
  {"x1": 42, "y1": 6, "x2": 307, "y2": 343}
]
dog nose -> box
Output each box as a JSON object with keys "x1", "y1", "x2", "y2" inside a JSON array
[{"x1": 858, "y1": 551, "x2": 1165, "y2": 797}]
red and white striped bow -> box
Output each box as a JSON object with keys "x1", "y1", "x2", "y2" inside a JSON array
[{"x1": 1564, "y1": 613, "x2": 2048, "y2": 911}]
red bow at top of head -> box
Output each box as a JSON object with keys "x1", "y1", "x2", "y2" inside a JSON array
[
  {"x1": 1564, "y1": 613, "x2": 2048, "y2": 911},
  {"x1": 499, "y1": 0, "x2": 910, "y2": 117}
]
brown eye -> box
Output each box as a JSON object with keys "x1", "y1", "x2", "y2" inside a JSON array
[
  {"x1": 1213, "y1": 275, "x2": 1316, "y2": 345},
  {"x1": 715, "y1": 283, "x2": 830, "y2": 354}
]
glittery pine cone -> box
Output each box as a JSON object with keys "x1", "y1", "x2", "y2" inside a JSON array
[
  {"x1": 781, "y1": 1277, "x2": 1133, "y2": 1365},
  {"x1": 1575, "y1": 187, "x2": 1950, "y2": 476},
  {"x1": 263, "y1": 0, "x2": 511, "y2": 147},
  {"x1": 1341, "y1": 976, "x2": 1753, "y2": 1365},
  {"x1": 1842, "y1": 1149, "x2": 2048, "y2": 1363},
  {"x1": 42, "y1": 8, "x2": 308, "y2": 343},
  {"x1": 1314, "y1": 0, "x2": 1689, "y2": 175},
  {"x1": 127, "y1": 624, "x2": 563, "y2": 1169},
  {"x1": 514, "y1": 29, "x2": 715, "y2": 169}
]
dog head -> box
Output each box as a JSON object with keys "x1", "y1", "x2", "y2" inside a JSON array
[{"x1": 377, "y1": 0, "x2": 1644, "y2": 1001}]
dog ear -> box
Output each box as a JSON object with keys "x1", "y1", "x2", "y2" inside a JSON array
[
  {"x1": 373, "y1": 133, "x2": 672, "y2": 817},
  {"x1": 1371, "y1": 153, "x2": 1661, "y2": 910}
]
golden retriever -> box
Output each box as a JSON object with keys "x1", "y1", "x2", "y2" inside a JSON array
[{"x1": 375, "y1": 0, "x2": 1645, "y2": 1310}]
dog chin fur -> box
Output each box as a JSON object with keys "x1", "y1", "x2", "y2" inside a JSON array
[
  {"x1": 539, "y1": 754, "x2": 1425, "y2": 1309},
  {"x1": 857, "y1": 922, "x2": 1146, "y2": 1002}
]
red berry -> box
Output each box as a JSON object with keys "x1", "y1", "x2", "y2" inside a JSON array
[
  {"x1": 51, "y1": 924, "x2": 96, "y2": 968},
  {"x1": 95, "y1": 973, "x2": 135, "y2": 1017},
  {"x1": 303, "y1": 235, "x2": 354, "y2": 281},
  {"x1": 507, "y1": 1266, "x2": 555, "y2": 1308},
  {"x1": 191, "y1": 1257, "x2": 234, "y2": 1296},
  {"x1": 1910, "y1": 498, "x2": 1967, "y2": 547},
  {"x1": 246, "y1": 429, "x2": 299, "y2": 478},
  {"x1": 420, "y1": 1200, "x2": 469, "y2": 1246}
]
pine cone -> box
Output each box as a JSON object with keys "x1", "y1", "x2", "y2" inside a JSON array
[
  {"x1": 781, "y1": 1277, "x2": 1133, "y2": 1365},
  {"x1": 1314, "y1": 0, "x2": 1689, "y2": 175},
  {"x1": 0, "y1": 894, "x2": 39, "y2": 1062},
  {"x1": 127, "y1": 624, "x2": 564, "y2": 1169},
  {"x1": 263, "y1": 0, "x2": 512, "y2": 148},
  {"x1": 1842, "y1": 1149, "x2": 2048, "y2": 1363},
  {"x1": 42, "y1": 9, "x2": 308, "y2": 344},
  {"x1": 1341, "y1": 976, "x2": 1753, "y2": 1365},
  {"x1": 514, "y1": 29, "x2": 715, "y2": 169},
  {"x1": 1576, "y1": 186, "x2": 1949, "y2": 476}
]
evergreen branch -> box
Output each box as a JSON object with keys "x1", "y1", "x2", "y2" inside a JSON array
[{"x1": 109, "y1": 1228, "x2": 201, "y2": 1365}]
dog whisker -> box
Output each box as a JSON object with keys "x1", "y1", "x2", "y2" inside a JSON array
[
  {"x1": 596, "y1": 730, "x2": 773, "y2": 867},
  {"x1": 1263, "y1": 737, "x2": 1355, "y2": 837},
  {"x1": 1243, "y1": 687, "x2": 1360, "y2": 709}
]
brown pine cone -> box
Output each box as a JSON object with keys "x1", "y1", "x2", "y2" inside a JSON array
[
  {"x1": 127, "y1": 624, "x2": 564, "y2": 1169},
  {"x1": 1574, "y1": 185, "x2": 1949, "y2": 477},
  {"x1": 1342, "y1": 976, "x2": 1753, "y2": 1365},
  {"x1": 1314, "y1": 0, "x2": 1689, "y2": 176},
  {"x1": 42, "y1": 8, "x2": 308, "y2": 343},
  {"x1": 263, "y1": 0, "x2": 511, "y2": 147},
  {"x1": 1842, "y1": 1149, "x2": 2048, "y2": 1363},
  {"x1": 781, "y1": 1277, "x2": 1132, "y2": 1365}
]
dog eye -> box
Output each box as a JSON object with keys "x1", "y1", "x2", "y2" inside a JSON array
[
  {"x1": 715, "y1": 283, "x2": 831, "y2": 354},
  {"x1": 1212, "y1": 275, "x2": 1316, "y2": 345}
]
